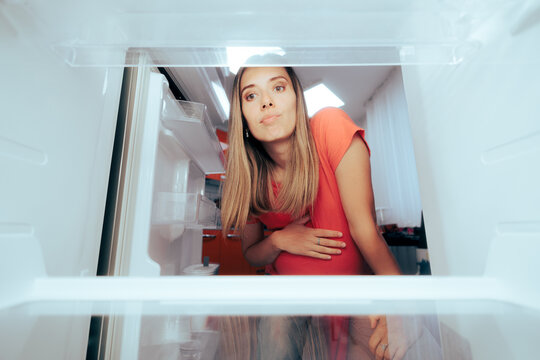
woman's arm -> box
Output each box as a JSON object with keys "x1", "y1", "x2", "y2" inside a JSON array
[
  {"x1": 241, "y1": 217, "x2": 346, "y2": 267},
  {"x1": 241, "y1": 221, "x2": 281, "y2": 267},
  {"x1": 335, "y1": 135, "x2": 401, "y2": 275}
]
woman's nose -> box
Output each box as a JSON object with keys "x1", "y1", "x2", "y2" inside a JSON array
[{"x1": 261, "y1": 95, "x2": 274, "y2": 110}]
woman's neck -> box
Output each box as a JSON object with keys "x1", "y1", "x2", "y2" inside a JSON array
[{"x1": 263, "y1": 139, "x2": 291, "y2": 182}]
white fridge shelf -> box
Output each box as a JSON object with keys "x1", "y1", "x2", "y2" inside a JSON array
[
  {"x1": 3, "y1": 276, "x2": 540, "y2": 360},
  {"x1": 152, "y1": 192, "x2": 219, "y2": 228}
]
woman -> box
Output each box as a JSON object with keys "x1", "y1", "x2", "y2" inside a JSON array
[{"x1": 221, "y1": 66, "x2": 403, "y2": 360}]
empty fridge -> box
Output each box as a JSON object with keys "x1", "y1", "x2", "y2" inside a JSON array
[{"x1": 1, "y1": 1, "x2": 539, "y2": 359}]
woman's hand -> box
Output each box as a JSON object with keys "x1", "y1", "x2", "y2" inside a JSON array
[
  {"x1": 368, "y1": 315, "x2": 390, "y2": 360},
  {"x1": 272, "y1": 216, "x2": 346, "y2": 260},
  {"x1": 368, "y1": 315, "x2": 423, "y2": 360}
]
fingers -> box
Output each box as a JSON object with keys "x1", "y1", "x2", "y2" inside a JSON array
[
  {"x1": 368, "y1": 314, "x2": 381, "y2": 328},
  {"x1": 313, "y1": 229, "x2": 343, "y2": 239},
  {"x1": 314, "y1": 244, "x2": 342, "y2": 255},
  {"x1": 369, "y1": 318, "x2": 388, "y2": 357},
  {"x1": 374, "y1": 343, "x2": 388, "y2": 360},
  {"x1": 368, "y1": 334, "x2": 378, "y2": 354},
  {"x1": 280, "y1": 220, "x2": 347, "y2": 259},
  {"x1": 304, "y1": 244, "x2": 341, "y2": 259},
  {"x1": 317, "y1": 237, "x2": 346, "y2": 249},
  {"x1": 368, "y1": 328, "x2": 385, "y2": 354},
  {"x1": 306, "y1": 251, "x2": 332, "y2": 260}
]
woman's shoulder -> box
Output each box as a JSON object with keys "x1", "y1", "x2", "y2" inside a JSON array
[
  {"x1": 309, "y1": 107, "x2": 369, "y2": 160},
  {"x1": 310, "y1": 107, "x2": 354, "y2": 135},
  {"x1": 311, "y1": 106, "x2": 350, "y2": 122}
]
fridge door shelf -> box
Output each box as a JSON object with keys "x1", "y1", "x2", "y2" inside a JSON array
[
  {"x1": 160, "y1": 93, "x2": 225, "y2": 175},
  {"x1": 152, "y1": 192, "x2": 220, "y2": 228}
]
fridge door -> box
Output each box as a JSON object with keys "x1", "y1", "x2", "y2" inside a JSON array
[
  {"x1": 109, "y1": 62, "x2": 223, "y2": 278},
  {"x1": 93, "y1": 62, "x2": 224, "y2": 358},
  {"x1": 0, "y1": 5, "x2": 125, "y2": 359}
]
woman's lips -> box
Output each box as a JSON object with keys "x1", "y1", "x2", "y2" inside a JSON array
[{"x1": 261, "y1": 114, "x2": 280, "y2": 124}]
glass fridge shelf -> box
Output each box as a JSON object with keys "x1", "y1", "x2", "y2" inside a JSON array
[
  {"x1": 11, "y1": 0, "x2": 522, "y2": 66},
  {"x1": 152, "y1": 192, "x2": 219, "y2": 228},
  {"x1": 3, "y1": 276, "x2": 539, "y2": 360}
]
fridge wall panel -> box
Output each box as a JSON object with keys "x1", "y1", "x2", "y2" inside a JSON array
[
  {"x1": 0, "y1": 7, "x2": 124, "y2": 360},
  {"x1": 437, "y1": 308, "x2": 540, "y2": 360},
  {"x1": 1, "y1": 311, "x2": 90, "y2": 360},
  {"x1": 401, "y1": 2, "x2": 540, "y2": 282},
  {"x1": 0, "y1": 10, "x2": 123, "y2": 282}
]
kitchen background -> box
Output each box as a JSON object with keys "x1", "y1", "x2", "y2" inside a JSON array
[{"x1": 157, "y1": 64, "x2": 430, "y2": 276}]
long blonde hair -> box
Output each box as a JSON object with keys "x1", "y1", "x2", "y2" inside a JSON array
[{"x1": 221, "y1": 67, "x2": 319, "y2": 235}]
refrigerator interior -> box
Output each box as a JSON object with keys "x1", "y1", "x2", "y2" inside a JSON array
[{"x1": 1, "y1": 1, "x2": 539, "y2": 359}]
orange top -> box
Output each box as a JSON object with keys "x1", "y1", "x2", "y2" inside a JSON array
[{"x1": 257, "y1": 107, "x2": 372, "y2": 275}]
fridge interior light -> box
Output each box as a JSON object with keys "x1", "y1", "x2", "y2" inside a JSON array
[{"x1": 211, "y1": 81, "x2": 230, "y2": 119}]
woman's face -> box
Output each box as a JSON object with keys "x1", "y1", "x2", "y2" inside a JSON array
[{"x1": 240, "y1": 67, "x2": 297, "y2": 145}]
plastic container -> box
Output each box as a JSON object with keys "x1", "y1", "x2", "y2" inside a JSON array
[
  {"x1": 178, "y1": 340, "x2": 202, "y2": 360},
  {"x1": 182, "y1": 257, "x2": 220, "y2": 276}
]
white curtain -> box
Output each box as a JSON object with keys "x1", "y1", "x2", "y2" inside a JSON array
[{"x1": 361, "y1": 68, "x2": 422, "y2": 227}]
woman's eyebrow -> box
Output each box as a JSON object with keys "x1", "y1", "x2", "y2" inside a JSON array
[
  {"x1": 240, "y1": 84, "x2": 255, "y2": 95},
  {"x1": 269, "y1": 75, "x2": 288, "y2": 83},
  {"x1": 241, "y1": 76, "x2": 289, "y2": 95}
]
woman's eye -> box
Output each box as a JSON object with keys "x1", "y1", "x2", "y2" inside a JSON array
[
  {"x1": 245, "y1": 93, "x2": 256, "y2": 101},
  {"x1": 275, "y1": 85, "x2": 285, "y2": 92}
]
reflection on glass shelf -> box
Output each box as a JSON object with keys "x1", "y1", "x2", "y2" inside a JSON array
[{"x1": 3, "y1": 299, "x2": 539, "y2": 360}]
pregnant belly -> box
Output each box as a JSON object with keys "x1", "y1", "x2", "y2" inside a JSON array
[{"x1": 271, "y1": 244, "x2": 368, "y2": 275}]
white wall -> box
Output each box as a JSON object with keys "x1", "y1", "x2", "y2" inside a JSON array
[{"x1": 0, "y1": 5, "x2": 123, "y2": 359}]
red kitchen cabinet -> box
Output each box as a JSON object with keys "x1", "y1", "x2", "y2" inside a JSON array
[{"x1": 202, "y1": 229, "x2": 265, "y2": 275}]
